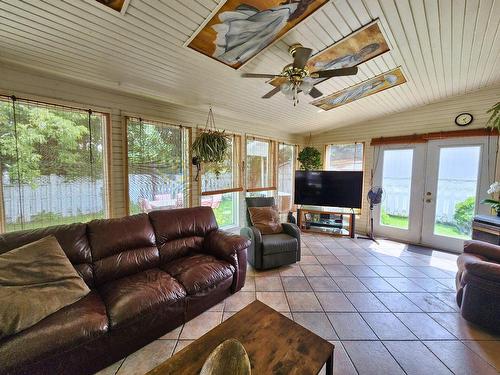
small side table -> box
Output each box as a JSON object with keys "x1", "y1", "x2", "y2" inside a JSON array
[{"x1": 472, "y1": 215, "x2": 500, "y2": 245}]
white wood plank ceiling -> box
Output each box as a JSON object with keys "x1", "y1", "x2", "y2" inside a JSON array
[{"x1": 0, "y1": 0, "x2": 499, "y2": 135}]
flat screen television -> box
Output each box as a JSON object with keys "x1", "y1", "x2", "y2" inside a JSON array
[{"x1": 294, "y1": 171, "x2": 363, "y2": 209}]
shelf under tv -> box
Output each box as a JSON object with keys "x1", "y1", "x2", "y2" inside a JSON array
[{"x1": 298, "y1": 208, "x2": 355, "y2": 238}]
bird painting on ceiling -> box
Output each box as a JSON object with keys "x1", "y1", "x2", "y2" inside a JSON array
[{"x1": 187, "y1": 0, "x2": 328, "y2": 69}]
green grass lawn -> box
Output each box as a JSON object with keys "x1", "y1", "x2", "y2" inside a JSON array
[
  {"x1": 212, "y1": 198, "x2": 235, "y2": 227},
  {"x1": 6, "y1": 212, "x2": 104, "y2": 232},
  {"x1": 381, "y1": 212, "x2": 470, "y2": 239}
]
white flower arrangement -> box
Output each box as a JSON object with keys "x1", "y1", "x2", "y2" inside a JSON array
[
  {"x1": 482, "y1": 181, "x2": 500, "y2": 214},
  {"x1": 487, "y1": 181, "x2": 500, "y2": 195}
]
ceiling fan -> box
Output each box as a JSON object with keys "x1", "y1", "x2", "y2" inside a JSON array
[{"x1": 241, "y1": 44, "x2": 358, "y2": 105}]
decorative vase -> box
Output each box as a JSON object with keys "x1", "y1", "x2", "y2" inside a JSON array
[{"x1": 200, "y1": 339, "x2": 251, "y2": 375}]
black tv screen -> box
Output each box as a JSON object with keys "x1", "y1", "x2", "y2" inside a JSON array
[{"x1": 294, "y1": 171, "x2": 363, "y2": 209}]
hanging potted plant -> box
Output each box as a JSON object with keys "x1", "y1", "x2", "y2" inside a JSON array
[
  {"x1": 298, "y1": 134, "x2": 322, "y2": 170},
  {"x1": 486, "y1": 102, "x2": 500, "y2": 130},
  {"x1": 192, "y1": 106, "x2": 229, "y2": 181}
]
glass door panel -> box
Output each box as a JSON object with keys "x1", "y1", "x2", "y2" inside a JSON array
[
  {"x1": 433, "y1": 146, "x2": 481, "y2": 239},
  {"x1": 380, "y1": 149, "x2": 414, "y2": 229}
]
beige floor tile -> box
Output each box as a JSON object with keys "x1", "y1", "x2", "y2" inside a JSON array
[
  {"x1": 95, "y1": 359, "x2": 124, "y2": 375},
  {"x1": 323, "y1": 264, "x2": 354, "y2": 277},
  {"x1": 286, "y1": 291, "x2": 323, "y2": 311},
  {"x1": 385, "y1": 278, "x2": 426, "y2": 292},
  {"x1": 424, "y1": 340, "x2": 498, "y2": 375},
  {"x1": 346, "y1": 265, "x2": 379, "y2": 277},
  {"x1": 345, "y1": 292, "x2": 389, "y2": 312},
  {"x1": 179, "y1": 311, "x2": 222, "y2": 339},
  {"x1": 300, "y1": 264, "x2": 329, "y2": 277},
  {"x1": 463, "y1": 340, "x2": 500, "y2": 371},
  {"x1": 403, "y1": 293, "x2": 457, "y2": 312},
  {"x1": 428, "y1": 312, "x2": 500, "y2": 340},
  {"x1": 292, "y1": 312, "x2": 338, "y2": 340},
  {"x1": 316, "y1": 255, "x2": 341, "y2": 265},
  {"x1": 307, "y1": 276, "x2": 340, "y2": 292},
  {"x1": 298, "y1": 255, "x2": 320, "y2": 264},
  {"x1": 279, "y1": 264, "x2": 305, "y2": 276},
  {"x1": 117, "y1": 340, "x2": 176, "y2": 375},
  {"x1": 224, "y1": 291, "x2": 256, "y2": 311},
  {"x1": 241, "y1": 276, "x2": 255, "y2": 291},
  {"x1": 332, "y1": 277, "x2": 369, "y2": 292},
  {"x1": 394, "y1": 313, "x2": 455, "y2": 339},
  {"x1": 383, "y1": 341, "x2": 452, "y2": 375},
  {"x1": 327, "y1": 313, "x2": 377, "y2": 340},
  {"x1": 370, "y1": 265, "x2": 403, "y2": 277},
  {"x1": 173, "y1": 340, "x2": 194, "y2": 354},
  {"x1": 281, "y1": 276, "x2": 312, "y2": 291},
  {"x1": 316, "y1": 292, "x2": 356, "y2": 312},
  {"x1": 374, "y1": 292, "x2": 422, "y2": 312},
  {"x1": 329, "y1": 341, "x2": 357, "y2": 375},
  {"x1": 159, "y1": 324, "x2": 182, "y2": 340},
  {"x1": 256, "y1": 291, "x2": 290, "y2": 312},
  {"x1": 361, "y1": 313, "x2": 416, "y2": 340},
  {"x1": 254, "y1": 276, "x2": 283, "y2": 291},
  {"x1": 358, "y1": 277, "x2": 397, "y2": 292},
  {"x1": 343, "y1": 341, "x2": 405, "y2": 374}
]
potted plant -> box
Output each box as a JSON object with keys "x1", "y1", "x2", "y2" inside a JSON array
[
  {"x1": 192, "y1": 107, "x2": 229, "y2": 181},
  {"x1": 486, "y1": 102, "x2": 500, "y2": 130},
  {"x1": 298, "y1": 146, "x2": 322, "y2": 170},
  {"x1": 481, "y1": 182, "x2": 500, "y2": 216}
]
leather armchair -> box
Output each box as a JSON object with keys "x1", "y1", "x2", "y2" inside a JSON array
[
  {"x1": 456, "y1": 240, "x2": 500, "y2": 333},
  {"x1": 240, "y1": 197, "x2": 300, "y2": 270}
]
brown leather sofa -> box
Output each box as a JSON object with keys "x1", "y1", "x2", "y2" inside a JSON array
[
  {"x1": 0, "y1": 207, "x2": 250, "y2": 375},
  {"x1": 456, "y1": 240, "x2": 500, "y2": 333}
]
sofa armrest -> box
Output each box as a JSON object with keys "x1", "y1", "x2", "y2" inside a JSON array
[
  {"x1": 204, "y1": 230, "x2": 250, "y2": 292},
  {"x1": 464, "y1": 240, "x2": 500, "y2": 263},
  {"x1": 458, "y1": 253, "x2": 500, "y2": 283},
  {"x1": 240, "y1": 226, "x2": 263, "y2": 269},
  {"x1": 281, "y1": 223, "x2": 301, "y2": 261}
]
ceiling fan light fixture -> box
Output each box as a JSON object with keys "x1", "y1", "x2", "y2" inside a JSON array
[
  {"x1": 280, "y1": 81, "x2": 293, "y2": 95},
  {"x1": 299, "y1": 77, "x2": 314, "y2": 95}
]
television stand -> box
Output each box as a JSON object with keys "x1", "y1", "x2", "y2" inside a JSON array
[{"x1": 298, "y1": 208, "x2": 355, "y2": 238}]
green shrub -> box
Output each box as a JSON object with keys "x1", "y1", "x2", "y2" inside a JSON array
[{"x1": 454, "y1": 197, "x2": 475, "y2": 234}]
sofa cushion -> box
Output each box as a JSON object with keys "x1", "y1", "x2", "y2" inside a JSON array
[
  {"x1": 0, "y1": 236, "x2": 90, "y2": 339},
  {"x1": 0, "y1": 291, "x2": 108, "y2": 372},
  {"x1": 162, "y1": 254, "x2": 235, "y2": 295},
  {"x1": 0, "y1": 223, "x2": 94, "y2": 286},
  {"x1": 262, "y1": 233, "x2": 298, "y2": 255},
  {"x1": 149, "y1": 207, "x2": 218, "y2": 263},
  {"x1": 87, "y1": 214, "x2": 159, "y2": 285},
  {"x1": 98, "y1": 268, "x2": 186, "y2": 328}
]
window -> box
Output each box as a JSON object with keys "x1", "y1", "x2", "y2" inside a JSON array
[
  {"x1": 325, "y1": 143, "x2": 363, "y2": 171},
  {"x1": 246, "y1": 137, "x2": 276, "y2": 192},
  {"x1": 200, "y1": 134, "x2": 242, "y2": 228},
  {"x1": 277, "y1": 143, "x2": 296, "y2": 212},
  {"x1": 0, "y1": 96, "x2": 109, "y2": 233},
  {"x1": 126, "y1": 117, "x2": 190, "y2": 214}
]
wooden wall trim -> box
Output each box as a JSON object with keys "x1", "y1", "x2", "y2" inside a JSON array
[{"x1": 371, "y1": 128, "x2": 499, "y2": 146}]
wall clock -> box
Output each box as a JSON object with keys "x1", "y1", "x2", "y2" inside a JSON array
[{"x1": 455, "y1": 113, "x2": 473, "y2": 126}]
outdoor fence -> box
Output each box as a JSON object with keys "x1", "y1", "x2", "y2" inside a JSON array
[{"x1": 381, "y1": 177, "x2": 477, "y2": 223}]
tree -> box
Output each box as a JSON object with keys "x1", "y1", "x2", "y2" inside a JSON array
[{"x1": 0, "y1": 101, "x2": 103, "y2": 185}]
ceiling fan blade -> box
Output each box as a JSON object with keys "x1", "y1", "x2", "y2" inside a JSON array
[
  {"x1": 241, "y1": 73, "x2": 281, "y2": 78},
  {"x1": 262, "y1": 86, "x2": 280, "y2": 99},
  {"x1": 293, "y1": 47, "x2": 312, "y2": 70},
  {"x1": 311, "y1": 66, "x2": 358, "y2": 78},
  {"x1": 309, "y1": 87, "x2": 323, "y2": 98}
]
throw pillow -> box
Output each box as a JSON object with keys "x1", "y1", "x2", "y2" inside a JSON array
[
  {"x1": 248, "y1": 206, "x2": 283, "y2": 235},
  {"x1": 0, "y1": 235, "x2": 90, "y2": 339}
]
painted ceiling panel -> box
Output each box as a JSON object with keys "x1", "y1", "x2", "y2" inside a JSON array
[{"x1": 0, "y1": 0, "x2": 498, "y2": 136}]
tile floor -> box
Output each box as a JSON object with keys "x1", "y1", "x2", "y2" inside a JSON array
[{"x1": 96, "y1": 233, "x2": 499, "y2": 375}]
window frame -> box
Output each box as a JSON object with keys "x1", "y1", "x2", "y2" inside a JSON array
[
  {"x1": 277, "y1": 142, "x2": 298, "y2": 213},
  {"x1": 0, "y1": 95, "x2": 112, "y2": 233},
  {"x1": 245, "y1": 135, "x2": 277, "y2": 193},
  {"x1": 324, "y1": 142, "x2": 365, "y2": 171},
  {"x1": 124, "y1": 116, "x2": 191, "y2": 215}
]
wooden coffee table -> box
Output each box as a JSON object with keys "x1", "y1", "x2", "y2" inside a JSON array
[{"x1": 147, "y1": 300, "x2": 334, "y2": 375}]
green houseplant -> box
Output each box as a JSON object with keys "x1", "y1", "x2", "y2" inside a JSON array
[
  {"x1": 486, "y1": 102, "x2": 500, "y2": 130},
  {"x1": 298, "y1": 146, "x2": 322, "y2": 170},
  {"x1": 481, "y1": 181, "x2": 500, "y2": 216},
  {"x1": 192, "y1": 107, "x2": 229, "y2": 180}
]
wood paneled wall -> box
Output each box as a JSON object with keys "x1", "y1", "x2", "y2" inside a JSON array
[{"x1": 310, "y1": 84, "x2": 500, "y2": 233}]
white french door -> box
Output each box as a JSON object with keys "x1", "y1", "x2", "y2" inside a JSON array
[{"x1": 373, "y1": 136, "x2": 496, "y2": 253}]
